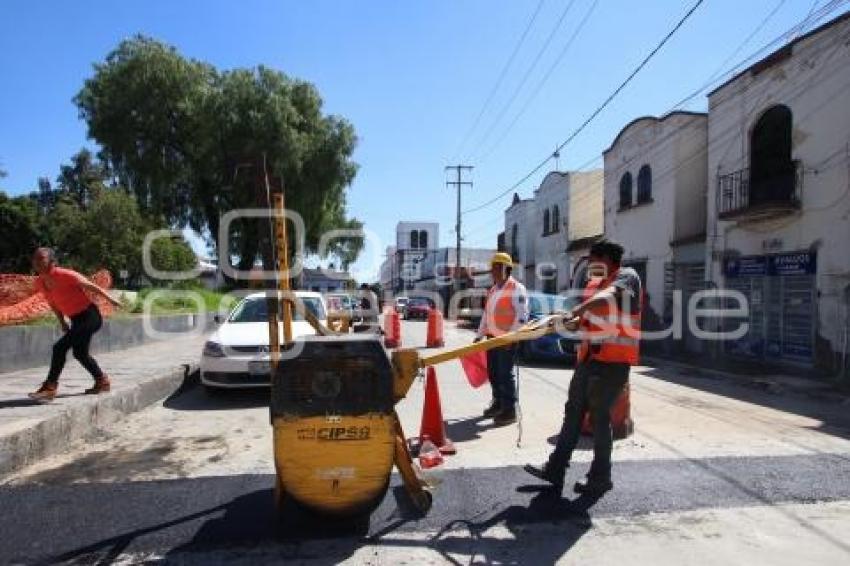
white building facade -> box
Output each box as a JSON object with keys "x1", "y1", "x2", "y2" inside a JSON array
[
  {"x1": 705, "y1": 13, "x2": 850, "y2": 372},
  {"x1": 502, "y1": 170, "x2": 604, "y2": 293},
  {"x1": 604, "y1": 111, "x2": 709, "y2": 341}
]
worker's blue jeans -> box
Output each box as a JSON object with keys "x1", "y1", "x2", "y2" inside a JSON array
[{"x1": 487, "y1": 344, "x2": 517, "y2": 410}]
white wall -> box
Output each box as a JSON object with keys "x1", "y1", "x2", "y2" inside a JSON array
[
  {"x1": 504, "y1": 198, "x2": 536, "y2": 285},
  {"x1": 706, "y1": 15, "x2": 850, "y2": 362},
  {"x1": 396, "y1": 221, "x2": 439, "y2": 251},
  {"x1": 604, "y1": 112, "x2": 708, "y2": 319},
  {"x1": 534, "y1": 172, "x2": 570, "y2": 291}
]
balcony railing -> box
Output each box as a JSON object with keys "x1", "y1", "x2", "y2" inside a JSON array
[{"x1": 717, "y1": 160, "x2": 802, "y2": 219}]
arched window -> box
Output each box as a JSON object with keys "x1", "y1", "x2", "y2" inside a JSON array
[
  {"x1": 552, "y1": 205, "x2": 560, "y2": 232},
  {"x1": 750, "y1": 104, "x2": 793, "y2": 204},
  {"x1": 637, "y1": 165, "x2": 652, "y2": 204},
  {"x1": 511, "y1": 223, "x2": 518, "y2": 261},
  {"x1": 543, "y1": 209, "x2": 550, "y2": 235},
  {"x1": 619, "y1": 172, "x2": 633, "y2": 209},
  {"x1": 409, "y1": 230, "x2": 419, "y2": 249},
  {"x1": 419, "y1": 230, "x2": 428, "y2": 249}
]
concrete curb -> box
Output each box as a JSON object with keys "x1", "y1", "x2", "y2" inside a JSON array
[{"x1": 0, "y1": 363, "x2": 197, "y2": 477}]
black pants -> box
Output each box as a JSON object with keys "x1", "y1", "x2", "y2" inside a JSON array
[
  {"x1": 549, "y1": 359, "x2": 629, "y2": 481},
  {"x1": 47, "y1": 304, "x2": 104, "y2": 383}
]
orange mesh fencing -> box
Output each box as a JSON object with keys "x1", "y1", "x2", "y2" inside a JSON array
[{"x1": 0, "y1": 270, "x2": 114, "y2": 326}]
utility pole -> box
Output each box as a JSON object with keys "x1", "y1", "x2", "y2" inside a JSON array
[{"x1": 445, "y1": 165, "x2": 473, "y2": 294}]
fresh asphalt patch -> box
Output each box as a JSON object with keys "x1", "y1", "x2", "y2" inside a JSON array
[{"x1": 2, "y1": 453, "x2": 850, "y2": 563}]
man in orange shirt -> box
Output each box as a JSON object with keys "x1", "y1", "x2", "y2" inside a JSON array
[{"x1": 28, "y1": 248, "x2": 122, "y2": 403}]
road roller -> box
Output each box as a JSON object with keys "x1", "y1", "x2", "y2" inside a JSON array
[{"x1": 264, "y1": 192, "x2": 563, "y2": 520}]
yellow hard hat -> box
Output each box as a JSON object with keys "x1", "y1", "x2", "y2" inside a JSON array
[{"x1": 490, "y1": 252, "x2": 514, "y2": 266}]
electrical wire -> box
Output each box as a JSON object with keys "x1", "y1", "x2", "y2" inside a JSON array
[
  {"x1": 451, "y1": 0, "x2": 547, "y2": 162},
  {"x1": 476, "y1": 0, "x2": 601, "y2": 165},
  {"x1": 463, "y1": 0, "x2": 707, "y2": 215},
  {"x1": 464, "y1": 0, "x2": 579, "y2": 162}
]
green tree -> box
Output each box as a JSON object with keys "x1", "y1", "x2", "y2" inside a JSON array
[
  {"x1": 0, "y1": 191, "x2": 41, "y2": 272},
  {"x1": 74, "y1": 36, "x2": 364, "y2": 274},
  {"x1": 57, "y1": 148, "x2": 111, "y2": 208}
]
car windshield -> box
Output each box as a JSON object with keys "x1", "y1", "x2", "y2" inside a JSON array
[
  {"x1": 228, "y1": 297, "x2": 326, "y2": 323},
  {"x1": 409, "y1": 297, "x2": 432, "y2": 307}
]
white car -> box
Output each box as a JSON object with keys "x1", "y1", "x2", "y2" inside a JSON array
[{"x1": 200, "y1": 291, "x2": 328, "y2": 389}]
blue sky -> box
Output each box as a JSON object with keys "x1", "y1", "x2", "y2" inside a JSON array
[{"x1": 1, "y1": 0, "x2": 843, "y2": 281}]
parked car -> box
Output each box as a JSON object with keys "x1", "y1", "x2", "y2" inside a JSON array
[
  {"x1": 518, "y1": 293, "x2": 580, "y2": 364},
  {"x1": 404, "y1": 296, "x2": 434, "y2": 320},
  {"x1": 326, "y1": 292, "x2": 362, "y2": 324},
  {"x1": 200, "y1": 291, "x2": 328, "y2": 389},
  {"x1": 394, "y1": 296, "x2": 409, "y2": 316}
]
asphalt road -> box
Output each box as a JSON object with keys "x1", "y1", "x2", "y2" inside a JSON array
[
  {"x1": 2, "y1": 321, "x2": 849, "y2": 564},
  {"x1": 2, "y1": 452, "x2": 850, "y2": 564}
]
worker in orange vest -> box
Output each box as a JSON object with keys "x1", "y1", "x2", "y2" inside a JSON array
[
  {"x1": 475, "y1": 252, "x2": 528, "y2": 426},
  {"x1": 525, "y1": 239, "x2": 641, "y2": 496}
]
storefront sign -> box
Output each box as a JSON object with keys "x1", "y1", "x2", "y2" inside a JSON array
[
  {"x1": 723, "y1": 256, "x2": 767, "y2": 278},
  {"x1": 769, "y1": 252, "x2": 816, "y2": 276},
  {"x1": 724, "y1": 252, "x2": 816, "y2": 278}
]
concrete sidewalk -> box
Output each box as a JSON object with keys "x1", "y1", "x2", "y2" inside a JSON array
[{"x1": 0, "y1": 333, "x2": 209, "y2": 476}]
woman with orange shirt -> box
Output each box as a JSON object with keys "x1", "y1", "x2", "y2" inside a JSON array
[{"x1": 28, "y1": 247, "x2": 121, "y2": 403}]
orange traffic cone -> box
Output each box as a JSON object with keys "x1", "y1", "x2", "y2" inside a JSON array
[
  {"x1": 384, "y1": 307, "x2": 401, "y2": 348},
  {"x1": 426, "y1": 307, "x2": 444, "y2": 348},
  {"x1": 581, "y1": 382, "x2": 634, "y2": 440},
  {"x1": 417, "y1": 366, "x2": 455, "y2": 454}
]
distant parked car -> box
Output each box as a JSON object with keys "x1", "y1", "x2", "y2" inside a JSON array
[
  {"x1": 200, "y1": 291, "x2": 327, "y2": 389},
  {"x1": 404, "y1": 296, "x2": 434, "y2": 320},
  {"x1": 518, "y1": 294, "x2": 580, "y2": 364},
  {"x1": 394, "y1": 296, "x2": 409, "y2": 316},
  {"x1": 326, "y1": 292, "x2": 362, "y2": 324}
]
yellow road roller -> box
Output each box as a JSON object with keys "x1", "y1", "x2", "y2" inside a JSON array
[
  {"x1": 264, "y1": 192, "x2": 560, "y2": 520},
  {"x1": 269, "y1": 321, "x2": 559, "y2": 519}
]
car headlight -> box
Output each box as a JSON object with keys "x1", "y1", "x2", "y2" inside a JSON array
[{"x1": 203, "y1": 341, "x2": 226, "y2": 358}]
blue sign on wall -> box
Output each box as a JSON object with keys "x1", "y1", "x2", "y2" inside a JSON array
[
  {"x1": 723, "y1": 256, "x2": 767, "y2": 278},
  {"x1": 724, "y1": 252, "x2": 816, "y2": 278},
  {"x1": 769, "y1": 252, "x2": 817, "y2": 276}
]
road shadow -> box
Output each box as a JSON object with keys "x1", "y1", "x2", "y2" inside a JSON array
[
  {"x1": 162, "y1": 380, "x2": 269, "y2": 412},
  {"x1": 639, "y1": 364, "x2": 850, "y2": 440},
  {"x1": 0, "y1": 392, "x2": 89, "y2": 409},
  {"x1": 445, "y1": 415, "x2": 488, "y2": 443},
  {"x1": 381, "y1": 489, "x2": 596, "y2": 565}
]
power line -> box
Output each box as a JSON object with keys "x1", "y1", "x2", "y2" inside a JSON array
[
  {"x1": 460, "y1": 27, "x2": 850, "y2": 244},
  {"x1": 451, "y1": 0, "x2": 547, "y2": 162},
  {"x1": 463, "y1": 0, "x2": 706, "y2": 215},
  {"x1": 476, "y1": 0, "x2": 601, "y2": 165},
  {"x1": 464, "y1": 0, "x2": 579, "y2": 162}
]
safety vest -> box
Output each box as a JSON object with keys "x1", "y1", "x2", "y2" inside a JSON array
[
  {"x1": 577, "y1": 270, "x2": 641, "y2": 365},
  {"x1": 481, "y1": 276, "x2": 520, "y2": 337}
]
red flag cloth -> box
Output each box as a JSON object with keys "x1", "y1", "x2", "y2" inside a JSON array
[{"x1": 459, "y1": 350, "x2": 488, "y2": 388}]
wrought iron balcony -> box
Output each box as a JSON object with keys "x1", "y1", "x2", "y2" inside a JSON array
[{"x1": 717, "y1": 161, "x2": 802, "y2": 220}]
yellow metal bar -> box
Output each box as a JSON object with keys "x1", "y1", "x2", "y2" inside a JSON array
[
  {"x1": 418, "y1": 315, "x2": 569, "y2": 368},
  {"x1": 273, "y1": 193, "x2": 293, "y2": 345}
]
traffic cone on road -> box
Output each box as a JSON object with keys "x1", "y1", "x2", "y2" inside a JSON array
[
  {"x1": 426, "y1": 307, "x2": 445, "y2": 348},
  {"x1": 581, "y1": 382, "x2": 634, "y2": 440},
  {"x1": 383, "y1": 307, "x2": 401, "y2": 348},
  {"x1": 417, "y1": 366, "x2": 456, "y2": 454}
]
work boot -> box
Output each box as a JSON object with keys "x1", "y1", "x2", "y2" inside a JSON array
[
  {"x1": 523, "y1": 462, "x2": 566, "y2": 490},
  {"x1": 492, "y1": 406, "x2": 517, "y2": 426},
  {"x1": 28, "y1": 381, "x2": 57, "y2": 403},
  {"x1": 573, "y1": 477, "x2": 613, "y2": 496},
  {"x1": 482, "y1": 399, "x2": 501, "y2": 418},
  {"x1": 85, "y1": 376, "x2": 111, "y2": 395}
]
